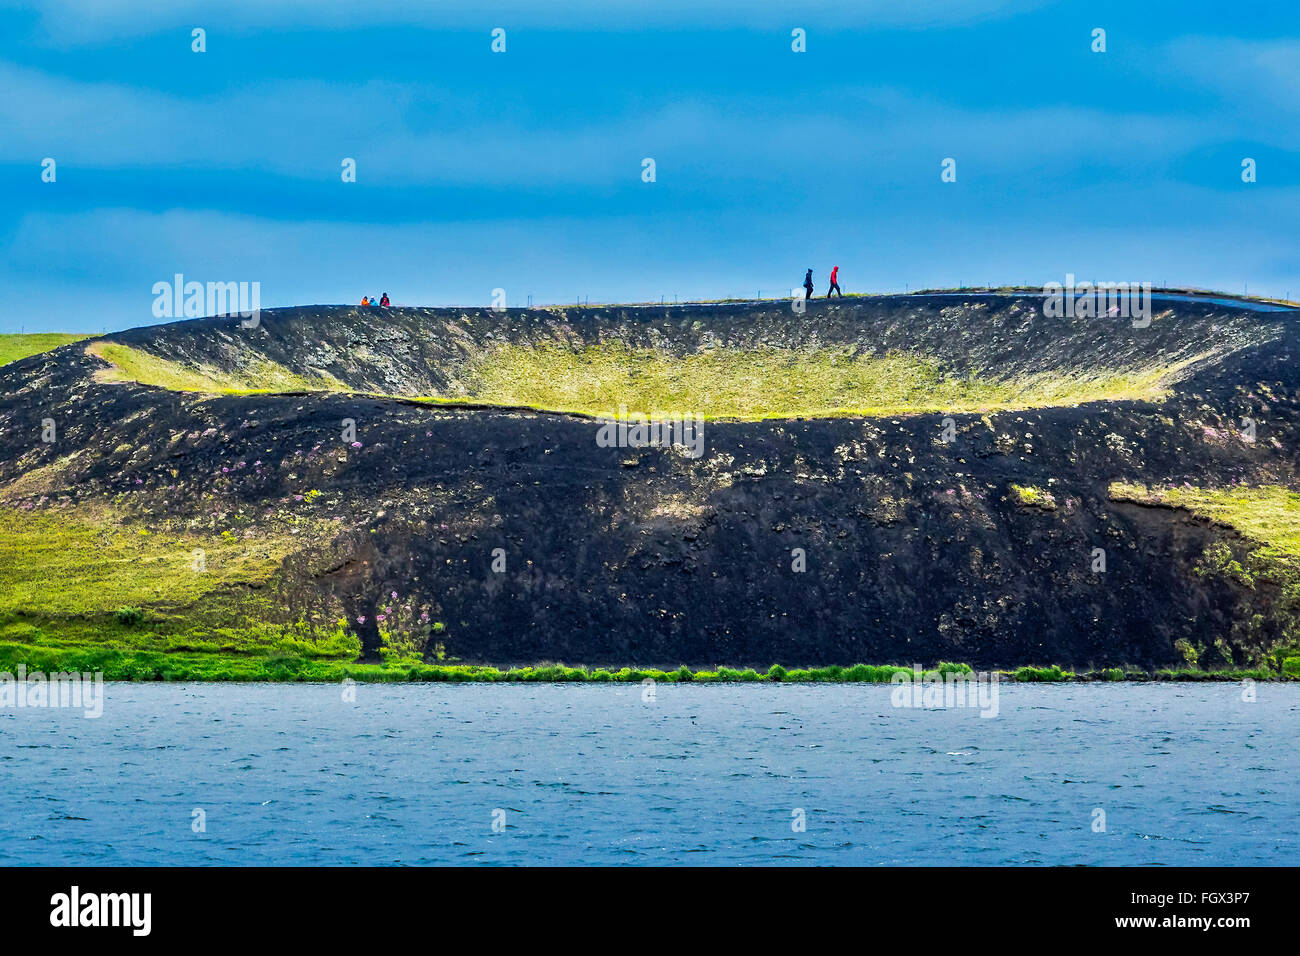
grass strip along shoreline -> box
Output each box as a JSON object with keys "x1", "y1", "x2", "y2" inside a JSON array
[{"x1": 0, "y1": 646, "x2": 1287, "y2": 683}]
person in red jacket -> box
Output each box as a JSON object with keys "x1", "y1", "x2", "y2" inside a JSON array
[
  {"x1": 827, "y1": 266, "x2": 842, "y2": 298},
  {"x1": 380, "y1": 293, "x2": 390, "y2": 307}
]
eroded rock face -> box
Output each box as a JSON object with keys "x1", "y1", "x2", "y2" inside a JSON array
[{"x1": 2, "y1": 295, "x2": 1298, "y2": 668}]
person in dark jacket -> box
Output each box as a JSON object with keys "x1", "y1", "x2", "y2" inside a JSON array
[
  {"x1": 380, "y1": 293, "x2": 390, "y2": 307},
  {"x1": 803, "y1": 269, "x2": 814, "y2": 301}
]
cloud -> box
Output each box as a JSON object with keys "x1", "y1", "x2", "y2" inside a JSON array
[
  {"x1": 0, "y1": 58, "x2": 1215, "y2": 196},
  {"x1": 0, "y1": 60, "x2": 615, "y2": 184}
]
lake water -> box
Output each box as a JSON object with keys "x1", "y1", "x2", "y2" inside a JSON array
[{"x1": 0, "y1": 683, "x2": 1294, "y2": 865}]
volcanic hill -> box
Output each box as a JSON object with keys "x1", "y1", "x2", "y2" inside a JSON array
[{"x1": 3, "y1": 292, "x2": 1300, "y2": 676}]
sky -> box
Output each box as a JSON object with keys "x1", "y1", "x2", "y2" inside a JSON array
[{"x1": 1, "y1": 0, "x2": 1298, "y2": 333}]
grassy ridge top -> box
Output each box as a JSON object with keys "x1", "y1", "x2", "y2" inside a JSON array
[{"x1": 0, "y1": 333, "x2": 88, "y2": 366}]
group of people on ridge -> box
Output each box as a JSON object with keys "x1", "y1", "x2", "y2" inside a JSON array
[
  {"x1": 803, "y1": 266, "x2": 842, "y2": 301},
  {"x1": 361, "y1": 293, "x2": 390, "y2": 308}
]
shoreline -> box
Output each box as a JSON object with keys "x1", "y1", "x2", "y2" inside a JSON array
[{"x1": 0, "y1": 646, "x2": 1291, "y2": 683}]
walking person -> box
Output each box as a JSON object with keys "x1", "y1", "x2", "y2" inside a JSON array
[
  {"x1": 803, "y1": 269, "x2": 814, "y2": 302},
  {"x1": 827, "y1": 265, "x2": 842, "y2": 297}
]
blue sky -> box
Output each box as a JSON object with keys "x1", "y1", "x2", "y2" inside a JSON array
[{"x1": 2, "y1": 0, "x2": 1298, "y2": 333}]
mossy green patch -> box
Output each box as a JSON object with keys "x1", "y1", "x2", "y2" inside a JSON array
[
  {"x1": 0, "y1": 507, "x2": 299, "y2": 620},
  {"x1": 88, "y1": 341, "x2": 340, "y2": 394},
  {"x1": 1008, "y1": 483, "x2": 1057, "y2": 510},
  {"x1": 449, "y1": 343, "x2": 1202, "y2": 420},
  {"x1": 1109, "y1": 482, "x2": 1300, "y2": 669},
  {"x1": 1108, "y1": 483, "x2": 1300, "y2": 563},
  {"x1": 0, "y1": 506, "x2": 352, "y2": 660}
]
